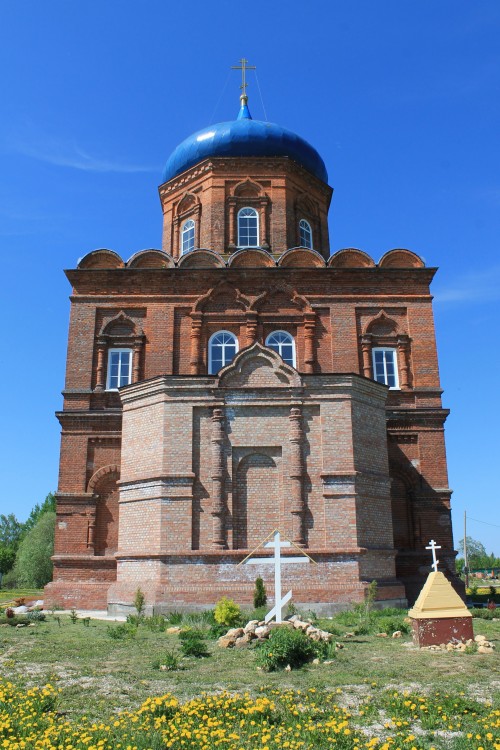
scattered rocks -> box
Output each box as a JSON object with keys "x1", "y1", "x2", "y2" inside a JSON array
[
  {"x1": 254, "y1": 625, "x2": 271, "y2": 639},
  {"x1": 243, "y1": 620, "x2": 259, "y2": 634},
  {"x1": 218, "y1": 635, "x2": 237, "y2": 648},
  {"x1": 225, "y1": 627, "x2": 244, "y2": 639},
  {"x1": 477, "y1": 645, "x2": 495, "y2": 654},
  {"x1": 424, "y1": 635, "x2": 495, "y2": 653},
  {"x1": 392, "y1": 631, "x2": 402, "y2": 639},
  {"x1": 166, "y1": 626, "x2": 181, "y2": 635},
  {"x1": 218, "y1": 616, "x2": 335, "y2": 648}
]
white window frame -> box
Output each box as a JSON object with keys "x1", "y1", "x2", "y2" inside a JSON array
[
  {"x1": 208, "y1": 331, "x2": 239, "y2": 375},
  {"x1": 299, "y1": 219, "x2": 313, "y2": 249},
  {"x1": 181, "y1": 218, "x2": 195, "y2": 255},
  {"x1": 237, "y1": 207, "x2": 259, "y2": 248},
  {"x1": 106, "y1": 348, "x2": 133, "y2": 391},
  {"x1": 372, "y1": 347, "x2": 399, "y2": 389},
  {"x1": 265, "y1": 330, "x2": 296, "y2": 368}
]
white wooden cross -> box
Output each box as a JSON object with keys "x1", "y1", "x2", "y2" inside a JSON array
[
  {"x1": 426, "y1": 539, "x2": 442, "y2": 572},
  {"x1": 243, "y1": 530, "x2": 311, "y2": 623}
]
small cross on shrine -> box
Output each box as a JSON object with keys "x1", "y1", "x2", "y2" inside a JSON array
[
  {"x1": 241, "y1": 530, "x2": 313, "y2": 623},
  {"x1": 231, "y1": 57, "x2": 256, "y2": 98},
  {"x1": 425, "y1": 539, "x2": 442, "y2": 572}
]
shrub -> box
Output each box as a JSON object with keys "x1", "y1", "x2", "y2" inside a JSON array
[
  {"x1": 214, "y1": 597, "x2": 241, "y2": 627},
  {"x1": 376, "y1": 615, "x2": 410, "y2": 635},
  {"x1": 26, "y1": 609, "x2": 46, "y2": 622},
  {"x1": 208, "y1": 623, "x2": 227, "y2": 639},
  {"x1": 470, "y1": 607, "x2": 498, "y2": 620},
  {"x1": 185, "y1": 610, "x2": 215, "y2": 627},
  {"x1": 152, "y1": 649, "x2": 181, "y2": 671},
  {"x1": 315, "y1": 619, "x2": 341, "y2": 637},
  {"x1": 142, "y1": 614, "x2": 167, "y2": 632},
  {"x1": 179, "y1": 629, "x2": 209, "y2": 658},
  {"x1": 253, "y1": 577, "x2": 267, "y2": 608},
  {"x1": 256, "y1": 626, "x2": 318, "y2": 671},
  {"x1": 106, "y1": 622, "x2": 137, "y2": 640},
  {"x1": 0, "y1": 614, "x2": 30, "y2": 626},
  {"x1": 133, "y1": 587, "x2": 145, "y2": 617},
  {"x1": 165, "y1": 610, "x2": 184, "y2": 625}
]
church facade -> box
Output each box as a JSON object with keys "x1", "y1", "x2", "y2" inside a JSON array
[{"x1": 45, "y1": 91, "x2": 457, "y2": 613}]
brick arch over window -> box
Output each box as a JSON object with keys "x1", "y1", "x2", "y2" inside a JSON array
[
  {"x1": 360, "y1": 311, "x2": 412, "y2": 389},
  {"x1": 251, "y1": 285, "x2": 316, "y2": 373},
  {"x1": 88, "y1": 465, "x2": 120, "y2": 556},
  {"x1": 94, "y1": 312, "x2": 145, "y2": 391},
  {"x1": 188, "y1": 282, "x2": 250, "y2": 375},
  {"x1": 227, "y1": 179, "x2": 270, "y2": 252},
  {"x1": 295, "y1": 193, "x2": 319, "y2": 249},
  {"x1": 173, "y1": 192, "x2": 201, "y2": 258}
]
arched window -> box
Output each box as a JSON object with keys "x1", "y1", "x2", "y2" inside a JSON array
[
  {"x1": 265, "y1": 331, "x2": 296, "y2": 368},
  {"x1": 208, "y1": 331, "x2": 238, "y2": 374},
  {"x1": 181, "y1": 219, "x2": 195, "y2": 254},
  {"x1": 372, "y1": 347, "x2": 399, "y2": 389},
  {"x1": 237, "y1": 207, "x2": 259, "y2": 247},
  {"x1": 299, "y1": 219, "x2": 313, "y2": 249}
]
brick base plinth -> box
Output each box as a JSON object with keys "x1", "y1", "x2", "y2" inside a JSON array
[
  {"x1": 411, "y1": 616, "x2": 474, "y2": 647},
  {"x1": 44, "y1": 581, "x2": 111, "y2": 610},
  {"x1": 44, "y1": 555, "x2": 117, "y2": 609},
  {"x1": 105, "y1": 552, "x2": 406, "y2": 616}
]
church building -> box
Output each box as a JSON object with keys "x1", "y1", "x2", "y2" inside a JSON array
[{"x1": 46, "y1": 80, "x2": 457, "y2": 614}]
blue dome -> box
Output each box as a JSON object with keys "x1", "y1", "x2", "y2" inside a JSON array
[{"x1": 162, "y1": 100, "x2": 328, "y2": 184}]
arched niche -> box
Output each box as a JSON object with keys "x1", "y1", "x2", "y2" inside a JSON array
[
  {"x1": 233, "y1": 178, "x2": 263, "y2": 199},
  {"x1": 228, "y1": 248, "x2": 275, "y2": 268},
  {"x1": 278, "y1": 248, "x2": 325, "y2": 268},
  {"x1": 379, "y1": 249, "x2": 424, "y2": 268},
  {"x1": 88, "y1": 465, "x2": 120, "y2": 556},
  {"x1": 328, "y1": 248, "x2": 375, "y2": 268},
  {"x1": 193, "y1": 280, "x2": 249, "y2": 312},
  {"x1": 233, "y1": 451, "x2": 280, "y2": 549},
  {"x1": 127, "y1": 249, "x2": 175, "y2": 268},
  {"x1": 77, "y1": 249, "x2": 124, "y2": 269},
  {"x1": 176, "y1": 192, "x2": 200, "y2": 217},
  {"x1": 390, "y1": 471, "x2": 416, "y2": 551},
  {"x1": 364, "y1": 311, "x2": 399, "y2": 337},
  {"x1": 177, "y1": 249, "x2": 225, "y2": 269}
]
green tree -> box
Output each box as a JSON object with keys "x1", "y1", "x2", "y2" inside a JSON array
[
  {"x1": 457, "y1": 536, "x2": 486, "y2": 559},
  {"x1": 0, "y1": 514, "x2": 23, "y2": 579},
  {"x1": 0, "y1": 513, "x2": 23, "y2": 547},
  {"x1": 457, "y1": 536, "x2": 499, "y2": 570},
  {"x1": 253, "y1": 577, "x2": 267, "y2": 608},
  {"x1": 22, "y1": 493, "x2": 56, "y2": 536},
  {"x1": 14, "y1": 512, "x2": 56, "y2": 588}
]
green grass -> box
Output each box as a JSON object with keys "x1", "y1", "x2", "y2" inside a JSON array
[{"x1": 0, "y1": 611, "x2": 498, "y2": 721}]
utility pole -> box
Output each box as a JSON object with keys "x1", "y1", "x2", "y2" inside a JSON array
[{"x1": 464, "y1": 510, "x2": 469, "y2": 590}]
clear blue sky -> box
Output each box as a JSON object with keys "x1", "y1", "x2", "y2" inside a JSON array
[{"x1": 1, "y1": 1, "x2": 498, "y2": 555}]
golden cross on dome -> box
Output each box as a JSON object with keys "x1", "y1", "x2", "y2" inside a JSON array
[{"x1": 231, "y1": 57, "x2": 256, "y2": 99}]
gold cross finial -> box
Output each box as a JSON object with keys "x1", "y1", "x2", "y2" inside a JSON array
[{"x1": 231, "y1": 57, "x2": 256, "y2": 102}]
